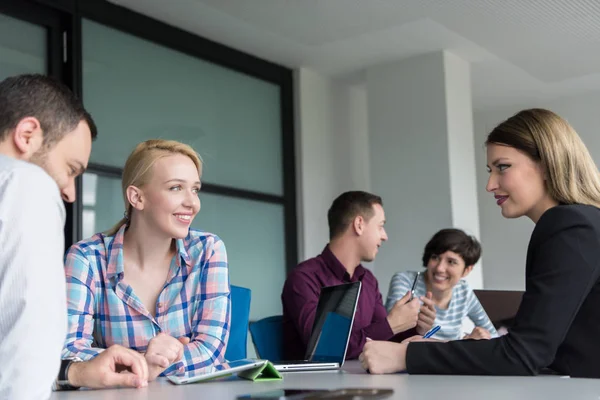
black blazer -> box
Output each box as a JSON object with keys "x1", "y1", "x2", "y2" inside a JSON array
[{"x1": 407, "y1": 204, "x2": 600, "y2": 378}]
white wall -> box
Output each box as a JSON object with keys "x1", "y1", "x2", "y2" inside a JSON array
[
  {"x1": 366, "y1": 53, "x2": 454, "y2": 298},
  {"x1": 295, "y1": 68, "x2": 371, "y2": 261},
  {"x1": 444, "y1": 52, "x2": 483, "y2": 290},
  {"x1": 295, "y1": 68, "x2": 336, "y2": 261},
  {"x1": 296, "y1": 56, "x2": 484, "y2": 297},
  {"x1": 474, "y1": 91, "x2": 600, "y2": 290},
  {"x1": 332, "y1": 83, "x2": 371, "y2": 194}
]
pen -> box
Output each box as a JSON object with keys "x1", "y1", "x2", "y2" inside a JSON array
[
  {"x1": 409, "y1": 272, "x2": 420, "y2": 301},
  {"x1": 423, "y1": 325, "x2": 441, "y2": 339}
]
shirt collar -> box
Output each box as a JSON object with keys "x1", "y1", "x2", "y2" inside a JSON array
[
  {"x1": 106, "y1": 224, "x2": 126, "y2": 280},
  {"x1": 176, "y1": 237, "x2": 191, "y2": 267},
  {"x1": 105, "y1": 224, "x2": 192, "y2": 281},
  {"x1": 321, "y1": 245, "x2": 366, "y2": 282}
]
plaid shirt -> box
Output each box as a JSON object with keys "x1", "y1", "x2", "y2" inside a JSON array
[{"x1": 62, "y1": 224, "x2": 230, "y2": 375}]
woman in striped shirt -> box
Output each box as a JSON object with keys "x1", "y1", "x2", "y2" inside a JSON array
[{"x1": 385, "y1": 229, "x2": 497, "y2": 341}]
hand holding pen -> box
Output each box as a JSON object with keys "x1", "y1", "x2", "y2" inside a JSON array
[
  {"x1": 408, "y1": 272, "x2": 437, "y2": 335},
  {"x1": 386, "y1": 291, "x2": 420, "y2": 335},
  {"x1": 415, "y1": 292, "x2": 437, "y2": 335},
  {"x1": 397, "y1": 325, "x2": 444, "y2": 347},
  {"x1": 409, "y1": 272, "x2": 420, "y2": 301}
]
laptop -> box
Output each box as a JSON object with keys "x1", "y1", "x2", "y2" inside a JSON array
[{"x1": 272, "y1": 281, "x2": 361, "y2": 372}]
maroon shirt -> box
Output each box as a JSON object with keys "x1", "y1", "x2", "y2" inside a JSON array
[{"x1": 282, "y1": 246, "x2": 412, "y2": 360}]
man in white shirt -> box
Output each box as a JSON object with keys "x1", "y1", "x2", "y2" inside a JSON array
[{"x1": 0, "y1": 74, "x2": 148, "y2": 400}]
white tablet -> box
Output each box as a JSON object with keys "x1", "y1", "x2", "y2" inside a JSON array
[{"x1": 167, "y1": 359, "x2": 267, "y2": 385}]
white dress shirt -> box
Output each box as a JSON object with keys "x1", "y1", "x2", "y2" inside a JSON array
[{"x1": 0, "y1": 154, "x2": 67, "y2": 400}]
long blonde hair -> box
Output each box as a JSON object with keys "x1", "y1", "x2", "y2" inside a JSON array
[
  {"x1": 486, "y1": 108, "x2": 600, "y2": 208},
  {"x1": 104, "y1": 139, "x2": 202, "y2": 236}
]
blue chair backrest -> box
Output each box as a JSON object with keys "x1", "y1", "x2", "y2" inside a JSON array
[
  {"x1": 249, "y1": 315, "x2": 283, "y2": 361},
  {"x1": 225, "y1": 285, "x2": 251, "y2": 361}
]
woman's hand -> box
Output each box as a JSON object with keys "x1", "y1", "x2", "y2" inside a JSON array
[
  {"x1": 144, "y1": 333, "x2": 189, "y2": 380},
  {"x1": 359, "y1": 340, "x2": 408, "y2": 374},
  {"x1": 401, "y1": 335, "x2": 445, "y2": 344},
  {"x1": 415, "y1": 292, "x2": 436, "y2": 335},
  {"x1": 463, "y1": 327, "x2": 491, "y2": 340}
]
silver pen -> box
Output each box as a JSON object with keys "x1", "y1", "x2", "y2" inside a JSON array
[{"x1": 409, "y1": 271, "x2": 420, "y2": 301}]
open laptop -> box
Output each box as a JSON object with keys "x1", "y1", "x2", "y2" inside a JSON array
[{"x1": 272, "y1": 281, "x2": 361, "y2": 372}]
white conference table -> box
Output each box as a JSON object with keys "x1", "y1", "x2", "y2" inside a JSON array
[{"x1": 50, "y1": 361, "x2": 600, "y2": 400}]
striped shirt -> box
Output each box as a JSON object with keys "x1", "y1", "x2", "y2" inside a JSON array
[
  {"x1": 62, "y1": 224, "x2": 231, "y2": 375},
  {"x1": 0, "y1": 154, "x2": 66, "y2": 400},
  {"x1": 385, "y1": 271, "x2": 497, "y2": 340}
]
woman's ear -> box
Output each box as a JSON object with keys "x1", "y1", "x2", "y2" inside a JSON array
[
  {"x1": 538, "y1": 162, "x2": 549, "y2": 181},
  {"x1": 462, "y1": 265, "x2": 474, "y2": 278},
  {"x1": 126, "y1": 185, "x2": 144, "y2": 211}
]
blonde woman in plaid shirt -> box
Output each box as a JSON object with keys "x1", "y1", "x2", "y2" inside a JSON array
[{"x1": 62, "y1": 139, "x2": 231, "y2": 381}]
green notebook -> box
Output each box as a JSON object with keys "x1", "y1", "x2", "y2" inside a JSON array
[{"x1": 238, "y1": 361, "x2": 283, "y2": 382}]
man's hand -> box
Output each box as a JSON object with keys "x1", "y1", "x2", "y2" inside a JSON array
[
  {"x1": 386, "y1": 291, "x2": 420, "y2": 334},
  {"x1": 463, "y1": 327, "x2": 491, "y2": 340},
  {"x1": 415, "y1": 292, "x2": 436, "y2": 335},
  {"x1": 145, "y1": 333, "x2": 189, "y2": 380},
  {"x1": 359, "y1": 340, "x2": 407, "y2": 374},
  {"x1": 67, "y1": 344, "x2": 149, "y2": 389}
]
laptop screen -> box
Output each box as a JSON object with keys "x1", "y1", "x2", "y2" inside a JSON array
[{"x1": 304, "y1": 281, "x2": 361, "y2": 363}]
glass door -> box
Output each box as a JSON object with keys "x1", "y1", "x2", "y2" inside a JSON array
[{"x1": 0, "y1": 1, "x2": 64, "y2": 79}]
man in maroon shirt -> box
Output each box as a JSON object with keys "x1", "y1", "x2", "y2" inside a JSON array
[{"x1": 281, "y1": 191, "x2": 437, "y2": 360}]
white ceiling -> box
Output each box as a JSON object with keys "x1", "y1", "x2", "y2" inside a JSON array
[{"x1": 109, "y1": 0, "x2": 600, "y2": 110}]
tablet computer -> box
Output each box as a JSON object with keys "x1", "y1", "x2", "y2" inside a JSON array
[
  {"x1": 237, "y1": 389, "x2": 328, "y2": 399},
  {"x1": 237, "y1": 388, "x2": 394, "y2": 399},
  {"x1": 167, "y1": 359, "x2": 267, "y2": 385}
]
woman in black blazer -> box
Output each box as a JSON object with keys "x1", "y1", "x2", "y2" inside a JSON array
[{"x1": 360, "y1": 108, "x2": 600, "y2": 378}]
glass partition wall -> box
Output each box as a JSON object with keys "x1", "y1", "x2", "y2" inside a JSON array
[{"x1": 0, "y1": 1, "x2": 296, "y2": 326}]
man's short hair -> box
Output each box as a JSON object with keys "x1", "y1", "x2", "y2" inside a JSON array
[
  {"x1": 421, "y1": 228, "x2": 482, "y2": 268},
  {"x1": 0, "y1": 74, "x2": 97, "y2": 148},
  {"x1": 327, "y1": 191, "x2": 383, "y2": 240}
]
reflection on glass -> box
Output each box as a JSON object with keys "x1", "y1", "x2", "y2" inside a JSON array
[
  {"x1": 0, "y1": 14, "x2": 46, "y2": 79},
  {"x1": 81, "y1": 172, "x2": 123, "y2": 239},
  {"x1": 306, "y1": 282, "x2": 360, "y2": 363},
  {"x1": 311, "y1": 312, "x2": 351, "y2": 362},
  {"x1": 193, "y1": 193, "x2": 285, "y2": 320},
  {"x1": 82, "y1": 173, "x2": 97, "y2": 206},
  {"x1": 82, "y1": 19, "x2": 283, "y2": 195}
]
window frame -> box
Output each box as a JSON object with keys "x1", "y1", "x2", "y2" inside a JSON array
[{"x1": 6, "y1": 0, "x2": 298, "y2": 272}]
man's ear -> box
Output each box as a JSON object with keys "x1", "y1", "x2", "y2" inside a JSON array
[
  {"x1": 462, "y1": 265, "x2": 474, "y2": 278},
  {"x1": 126, "y1": 185, "x2": 145, "y2": 212},
  {"x1": 353, "y1": 215, "x2": 365, "y2": 236},
  {"x1": 12, "y1": 117, "x2": 44, "y2": 159}
]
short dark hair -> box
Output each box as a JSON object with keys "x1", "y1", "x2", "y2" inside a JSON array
[
  {"x1": 422, "y1": 228, "x2": 481, "y2": 268},
  {"x1": 327, "y1": 191, "x2": 383, "y2": 240},
  {"x1": 0, "y1": 74, "x2": 97, "y2": 148}
]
